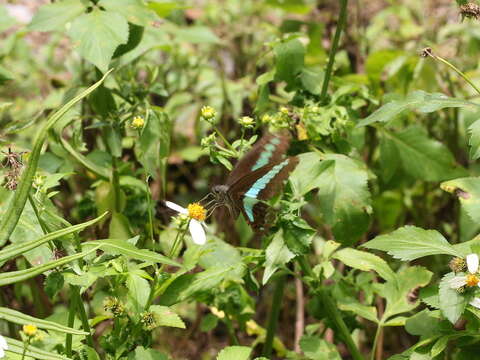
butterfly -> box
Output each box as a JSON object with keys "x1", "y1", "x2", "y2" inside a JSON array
[{"x1": 206, "y1": 132, "x2": 298, "y2": 232}]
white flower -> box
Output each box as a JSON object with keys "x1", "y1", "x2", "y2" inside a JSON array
[
  {"x1": 165, "y1": 201, "x2": 207, "y2": 245},
  {"x1": 450, "y1": 253, "x2": 480, "y2": 289},
  {"x1": 0, "y1": 334, "x2": 8, "y2": 358}
]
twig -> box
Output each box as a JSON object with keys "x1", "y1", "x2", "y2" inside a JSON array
[{"x1": 294, "y1": 276, "x2": 304, "y2": 353}]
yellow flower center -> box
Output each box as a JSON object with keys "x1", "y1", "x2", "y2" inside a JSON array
[
  {"x1": 466, "y1": 274, "x2": 479, "y2": 287},
  {"x1": 23, "y1": 324, "x2": 37, "y2": 336},
  {"x1": 187, "y1": 202, "x2": 206, "y2": 221},
  {"x1": 131, "y1": 116, "x2": 145, "y2": 129}
]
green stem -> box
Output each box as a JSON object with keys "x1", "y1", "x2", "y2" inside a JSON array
[
  {"x1": 319, "y1": 0, "x2": 349, "y2": 103},
  {"x1": 224, "y1": 315, "x2": 239, "y2": 345},
  {"x1": 71, "y1": 285, "x2": 94, "y2": 348},
  {"x1": 145, "y1": 227, "x2": 188, "y2": 308},
  {"x1": 21, "y1": 341, "x2": 29, "y2": 360},
  {"x1": 111, "y1": 157, "x2": 122, "y2": 213},
  {"x1": 427, "y1": 49, "x2": 480, "y2": 96},
  {"x1": 318, "y1": 288, "x2": 364, "y2": 360},
  {"x1": 262, "y1": 274, "x2": 286, "y2": 357},
  {"x1": 65, "y1": 289, "x2": 78, "y2": 357},
  {"x1": 213, "y1": 125, "x2": 236, "y2": 154},
  {"x1": 371, "y1": 324, "x2": 383, "y2": 360}
]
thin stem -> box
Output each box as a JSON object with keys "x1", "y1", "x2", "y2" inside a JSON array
[
  {"x1": 371, "y1": 325, "x2": 383, "y2": 360},
  {"x1": 224, "y1": 315, "x2": 239, "y2": 345},
  {"x1": 213, "y1": 125, "x2": 236, "y2": 154},
  {"x1": 111, "y1": 157, "x2": 122, "y2": 213},
  {"x1": 319, "y1": 0, "x2": 349, "y2": 103},
  {"x1": 65, "y1": 289, "x2": 78, "y2": 357},
  {"x1": 262, "y1": 274, "x2": 286, "y2": 357},
  {"x1": 21, "y1": 341, "x2": 29, "y2": 360},
  {"x1": 318, "y1": 288, "x2": 364, "y2": 360},
  {"x1": 71, "y1": 285, "x2": 94, "y2": 348},
  {"x1": 425, "y1": 48, "x2": 480, "y2": 96},
  {"x1": 144, "y1": 174, "x2": 155, "y2": 245}
]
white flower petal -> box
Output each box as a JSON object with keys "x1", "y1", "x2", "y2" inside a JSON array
[
  {"x1": 467, "y1": 254, "x2": 479, "y2": 273},
  {"x1": 449, "y1": 276, "x2": 467, "y2": 289},
  {"x1": 0, "y1": 348, "x2": 4, "y2": 358},
  {"x1": 0, "y1": 335, "x2": 7, "y2": 350},
  {"x1": 165, "y1": 201, "x2": 188, "y2": 214},
  {"x1": 189, "y1": 220, "x2": 206, "y2": 245},
  {"x1": 470, "y1": 297, "x2": 480, "y2": 309}
]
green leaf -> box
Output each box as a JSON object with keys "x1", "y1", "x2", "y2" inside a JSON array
[
  {"x1": 109, "y1": 212, "x2": 133, "y2": 240},
  {"x1": 292, "y1": 153, "x2": 371, "y2": 245},
  {"x1": 68, "y1": 9, "x2": 129, "y2": 72},
  {"x1": 263, "y1": 230, "x2": 295, "y2": 284},
  {"x1": 382, "y1": 127, "x2": 465, "y2": 182},
  {"x1": 299, "y1": 335, "x2": 342, "y2": 360},
  {"x1": 0, "y1": 247, "x2": 99, "y2": 286},
  {"x1": 99, "y1": 0, "x2": 158, "y2": 26},
  {"x1": 468, "y1": 119, "x2": 480, "y2": 160},
  {"x1": 149, "y1": 305, "x2": 185, "y2": 328},
  {"x1": 137, "y1": 109, "x2": 172, "y2": 180},
  {"x1": 84, "y1": 239, "x2": 181, "y2": 267},
  {"x1": 217, "y1": 346, "x2": 252, "y2": 360},
  {"x1": 200, "y1": 313, "x2": 219, "y2": 332},
  {"x1": 129, "y1": 346, "x2": 168, "y2": 360},
  {"x1": 441, "y1": 177, "x2": 480, "y2": 224},
  {"x1": 5, "y1": 336, "x2": 72, "y2": 359},
  {"x1": 405, "y1": 309, "x2": 443, "y2": 337},
  {"x1": 160, "y1": 266, "x2": 239, "y2": 306},
  {"x1": 283, "y1": 218, "x2": 315, "y2": 255},
  {"x1": 382, "y1": 266, "x2": 432, "y2": 320},
  {"x1": 28, "y1": 0, "x2": 86, "y2": 32},
  {"x1": 338, "y1": 302, "x2": 378, "y2": 323},
  {"x1": 198, "y1": 239, "x2": 246, "y2": 282},
  {"x1": 0, "y1": 6, "x2": 16, "y2": 32},
  {"x1": 274, "y1": 38, "x2": 305, "y2": 86},
  {"x1": 300, "y1": 67, "x2": 324, "y2": 95},
  {"x1": 44, "y1": 271, "x2": 64, "y2": 299},
  {"x1": 363, "y1": 226, "x2": 462, "y2": 261},
  {"x1": 439, "y1": 272, "x2": 468, "y2": 324},
  {"x1": 0, "y1": 307, "x2": 87, "y2": 335},
  {"x1": 127, "y1": 273, "x2": 150, "y2": 311},
  {"x1": 0, "y1": 213, "x2": 106, "y2": 264},
  {"x1": 358, "y1": 91, "x2": 478, "y2": 127},
  {"x1": 333, "y1": 248, "x2": 396, "y2": 283},
  {"x1": 290, "y1": 153, "x2": 333, "y2": 197}
]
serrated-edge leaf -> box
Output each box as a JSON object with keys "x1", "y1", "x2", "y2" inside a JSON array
[
  {"x1": 333, "y1": 248, "x2": 395, "y2": 283},
  {"x1": 439, "y1": 272, "x2": 468, "y2": 324},
  {"x1": 338, "y1": 302, "x2": 378, "y2": 323},
  {"x1": 363, "y1": 226, "x2": 462, "y2": 261},
  {"x1": 0, "y1": 307, "x2": 87, "y2": 335},
  {"x1": 150, "y1": 305, "x2": 186, "y2": 329}
]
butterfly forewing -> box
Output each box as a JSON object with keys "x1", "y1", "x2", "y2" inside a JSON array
[{"x1": 226, "y1": 132, "x2": 291, "y2": 186}]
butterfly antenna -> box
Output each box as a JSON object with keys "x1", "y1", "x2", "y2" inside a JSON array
[{"x1": 199, "y1": 192, "x2": 213, "y2": 203}]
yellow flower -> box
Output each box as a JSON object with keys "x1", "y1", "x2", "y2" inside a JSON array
[
  {"x1": 279, "y1": 106, "x2": 289, "y2": 115},
  {"x1": 201, "y1": 106, "x2": 216, "y2": 120},
  {"x1": 239, "y1": 116, "x2": 254, "y2": 127},
  {"x1": 23, "y1": 324, "x2": 37, "y2": 337},
  {"x1": 466, "y1": 274, "x2": 479, "y2": 287},
  {"x1": 296, "y1": 123, "x2": 308, "y2": 141},
  {"x1": 131, "y1": 116, "x2": 145, "y2": 129},
  {"x1": 187, "y1": 202, "x2": 206, "y2": 221},
  {"x1": 261, "y1": 114, "x2": 272, "y2": 124}
]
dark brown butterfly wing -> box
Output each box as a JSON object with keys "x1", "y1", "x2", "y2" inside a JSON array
[{"x1": 226, "y1": 132, "x2": 291, "y2": 186}]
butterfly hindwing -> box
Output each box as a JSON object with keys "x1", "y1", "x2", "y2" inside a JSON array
[{"x1": 229, "y1": 156, "x2": 298, "y2": 230}]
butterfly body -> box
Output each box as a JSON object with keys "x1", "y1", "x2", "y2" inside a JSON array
[{"x1": 209, "y1": 133, "x2": 298, "y2": 231}]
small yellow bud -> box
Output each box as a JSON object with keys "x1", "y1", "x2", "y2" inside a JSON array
[
  {"x1": 279, "y1": 106, "x2": 289, "y2": 115},
  {"x1": 131, "y1": 116, "x2": 145, "y2": 129},
  {"x1": 187, "y1": 203, "x2": 206, "y2": 221},
  {"x1": 296, "y1": 123, "x2": 308, "y2": 141},
  {"x1": 210, "y1": 307, "x2": 225, "y2": 319},
  {"x1": 201, "y1": 106, "x2": 216, "y2": 120},
  {"x1": 239, "y1": 116, "x2": 254, "y2": 127},
  {"x1": 261, "y1": 114, "x2": 272, "y2": 123},
  {"x1": 23, "y1": 324, "x2": 37, "y2": 337}
]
